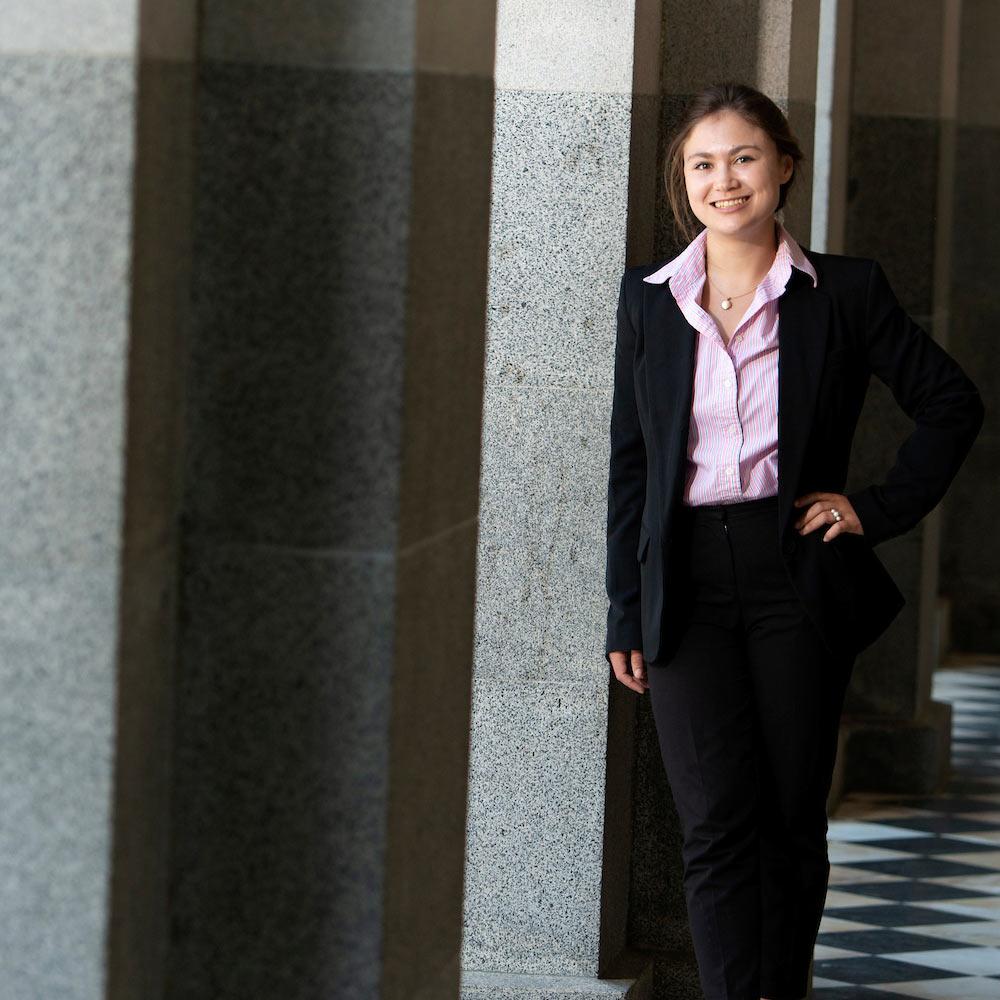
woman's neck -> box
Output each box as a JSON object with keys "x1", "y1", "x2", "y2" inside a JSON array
[{"x1": 704, "y1": 218, "x2": 780, "y2": 287}]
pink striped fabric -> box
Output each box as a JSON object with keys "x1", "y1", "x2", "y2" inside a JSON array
[{"x1": 642, "y1": 220, "x2": 818, "y2": 507}]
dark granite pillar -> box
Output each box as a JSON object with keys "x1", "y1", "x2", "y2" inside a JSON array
[
  {"x1": 838, "y1": 0, "x2": 966, "y2": 795},
  {"x1": 163, "y1": 4, "x2": 497, "y2": 999},
  {"x1": 939, "y1": 0, "x2": 1000, "y2": 656}
]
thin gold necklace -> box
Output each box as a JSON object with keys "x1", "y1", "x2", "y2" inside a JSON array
[
  {"x1": 706, "y1": 276, "x2": 756, "y2": 311},
  {"x1": 706, "y1": 223, "x2": 776, "y2": 309},
  {"x1": 706, "y1": 256, "x2": 773, "y2": 310}
]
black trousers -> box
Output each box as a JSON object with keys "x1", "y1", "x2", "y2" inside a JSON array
[{"x1": 647, "y1": 493, "x2": 855, "y2": 1000}]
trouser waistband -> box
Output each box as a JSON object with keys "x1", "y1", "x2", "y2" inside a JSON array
[{"x1": 681, "y1": 493, "x2": 780, "y2": 522}]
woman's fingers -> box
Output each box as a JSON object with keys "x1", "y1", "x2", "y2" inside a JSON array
[
  {"x1": 799, "y1": 509, "x2": 862, "y2": 537},
  {"x1": 631, "y1": 650, "x2": 646, "y2": 683},
  {"x1": 608, "y1": 649, "x2": 649, "y2": 693},
  {"x1": 793, "y1": 493, "x2": 865, "y2": 538}
]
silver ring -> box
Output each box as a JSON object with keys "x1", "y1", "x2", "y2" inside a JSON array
[{"x1": 830, "y1": 507, "x2": 842, "y2": 522}]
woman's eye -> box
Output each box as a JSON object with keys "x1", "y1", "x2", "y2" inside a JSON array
[{"x1": 694, "y1": 156, "x2": 753, "y2": 170}]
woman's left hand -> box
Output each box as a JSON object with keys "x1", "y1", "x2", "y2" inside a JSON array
[{"x1": 793, "y1": 491, "x2": 865, "y2": 541}]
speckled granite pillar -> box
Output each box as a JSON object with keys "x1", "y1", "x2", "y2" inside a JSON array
[
  {"x1": 0, "y1": 4, "x2": 152, "y2": 998},
  {"x1": 837, "y1": 0, "x2": 962, "y2": 793},
  {"x1": 940, "y1": 0, "x2": 1000, "y2": 654},
  {"x1": 164, "y1": 4, "x2": 496, "y2": 1000},
  {"x1": 460, "y1": 1, "x2": 658, "y2": 998}
]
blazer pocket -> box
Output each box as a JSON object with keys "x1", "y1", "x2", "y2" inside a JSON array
[
  {"x1": 828, "y1": 531, "x2": 876, "y2": 580},
  {"x1": 832, "y1": 529, "x2": 874, "y2": 557},
  {"x1": 826, "y1": 532, "x2": 906, "y2": 649}
]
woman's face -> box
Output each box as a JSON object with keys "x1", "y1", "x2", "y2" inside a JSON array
[{"x1": 681, "y1": 110, "x2": 793, "y2": 238}]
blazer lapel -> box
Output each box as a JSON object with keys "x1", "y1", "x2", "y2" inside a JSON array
[
  {"x1": 641, "y1": 283, "x2": 696, "y2": 528},
  {"x1": 776, "y1": 268, "x2": 831, "y2": 539},
  {"x1": 640, "y1": 264, "x2": 831, "y2": 544}
]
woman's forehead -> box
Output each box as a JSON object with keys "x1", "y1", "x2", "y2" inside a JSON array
[{"x1": 684, "y1": 113, "x2": 767, "y2": 151}]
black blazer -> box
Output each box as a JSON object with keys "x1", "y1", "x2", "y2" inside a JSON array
[{"x1": 605, "y1": 247, "x2": 985, "y2": 666}]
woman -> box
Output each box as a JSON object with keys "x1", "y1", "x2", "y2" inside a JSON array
[{"x1": 604, "y1": 82, "x2": 984, "y2": 1000}]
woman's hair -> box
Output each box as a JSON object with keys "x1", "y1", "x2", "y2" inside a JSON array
[{"x1": 664, "y1": 81, "x2": 805, "y2": 244}]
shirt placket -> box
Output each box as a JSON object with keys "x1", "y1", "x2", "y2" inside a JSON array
[
  {"x1": 718, "y1": 342, "x2": 742, "y2": 499},
  {"x1": 715, "y1": 291, "x2": 764, "y2": 500}
]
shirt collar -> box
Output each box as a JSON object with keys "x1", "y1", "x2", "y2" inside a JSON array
[{"x1": 641, "y1": 220, "x2": 818, "y2": 293}]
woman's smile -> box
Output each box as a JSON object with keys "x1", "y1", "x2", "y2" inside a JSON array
[
  {"x1": 681, "y1": 108, "x2": 794, "y2": 237},
  {"x1": 711, "y1": 194, "x2": 752, "y2": 212}
]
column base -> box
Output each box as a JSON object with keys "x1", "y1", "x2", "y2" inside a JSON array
[
  {"x1": 835, "y1": 699, "x2": 952, "y2": 800},
  {"x1": 461, "y1": 963, "x2": 653, "y2": 999}
]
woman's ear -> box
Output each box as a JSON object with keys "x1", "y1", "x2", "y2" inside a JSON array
[{"x1": 780, "y1": 152, "x2": 793, "y2": 184}]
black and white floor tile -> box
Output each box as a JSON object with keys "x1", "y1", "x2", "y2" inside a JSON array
[{"x1": 813, "y1": 664, "x2": 1000, "y2": 999}]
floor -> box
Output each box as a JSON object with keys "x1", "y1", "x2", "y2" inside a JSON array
[{"x1": 812, "y1": 663, "x2": 1000, "y2": 998}]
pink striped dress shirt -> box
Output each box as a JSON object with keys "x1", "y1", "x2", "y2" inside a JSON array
[{"x1": 642, "y1": 221, "x2": 818, "y2": 507}]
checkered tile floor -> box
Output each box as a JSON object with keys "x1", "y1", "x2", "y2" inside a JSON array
[{"x1": 813, "y1": 664, "x2": 1000, "y2": 998}]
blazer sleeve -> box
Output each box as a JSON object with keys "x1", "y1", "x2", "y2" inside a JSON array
[
  {"x1": 846, "y1": 259, "x2": 986, "y2": 547},
  {"x1": 605, "y1": 270, "x2": 647, "y2": 663}
]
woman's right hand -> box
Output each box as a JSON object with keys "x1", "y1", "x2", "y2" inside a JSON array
[{"x1": 608, "y1": 649, "x2": 648, "y2": 694}]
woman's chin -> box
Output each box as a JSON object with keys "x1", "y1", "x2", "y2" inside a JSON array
[{"x1": 702, "y1": 211, "x2": 770, "y2": 236}]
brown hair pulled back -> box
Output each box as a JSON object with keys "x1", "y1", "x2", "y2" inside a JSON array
[{"x1": 665, "y1": 81, "x2": 805, "y2": 244}]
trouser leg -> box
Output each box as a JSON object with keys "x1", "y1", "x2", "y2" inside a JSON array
[
  {"x1": 744, "y1": 603, "x2": 854, "y2": 998},
  {"x1": 647, "y1": 510, "x2": 762, "y2": 1000},
  {"x1": 726, "y1": 509, "x2": 856, "y2": 999},
  {"x1": 647, "y1": 620, "x2": 761, "y2": 1000}
]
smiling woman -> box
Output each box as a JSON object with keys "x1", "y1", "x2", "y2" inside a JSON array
[
  {"x1": 667, "y1": 95, "x2": 803, "y2": 245},
  {"x1": 603, "y1": 81, "x2": 985, "y2": 1000}
]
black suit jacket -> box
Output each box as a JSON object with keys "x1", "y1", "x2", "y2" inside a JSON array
[{"x1": 605, "y1": 247, "x2": 985, "y2": 666}]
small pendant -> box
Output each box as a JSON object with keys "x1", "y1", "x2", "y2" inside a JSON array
[{"x1": 721, "y1": 298, "x2": 732, "y2": 310}]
